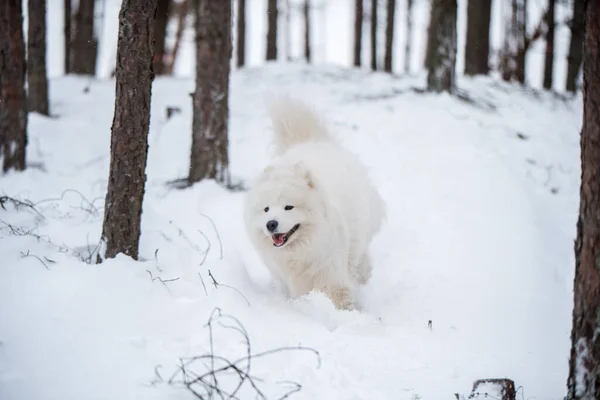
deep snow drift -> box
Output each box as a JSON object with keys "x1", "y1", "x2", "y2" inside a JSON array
[{"x1": 0, "y1": 64, "x2": 582, "y2": 399}]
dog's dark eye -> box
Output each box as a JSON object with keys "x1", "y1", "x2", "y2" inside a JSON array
[
  {"x1": 284, "y1": 205, "x2": 294, "y2": 211},
  {"x1": 264, "y1": 207, "x2": 269, "y2": 212}
]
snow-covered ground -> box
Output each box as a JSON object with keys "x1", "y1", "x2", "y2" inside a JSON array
[{"x1": 0, "y1": 63, "x2": 582, "y2": 399}]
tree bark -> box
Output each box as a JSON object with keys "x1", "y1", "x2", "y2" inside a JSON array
[
  {"x1": 64, "y1": 0, "x2": 71, "y2": 74},
  {"x1": 0, "y1": 0, "x2": 28, "y2": 172},
  {"x1": 500, "y1": 0, "x2": 527, "y2": 84},
  {"x1": 27, "y1": 0, "x2": 50, "y2": 116},
  {"x1": 153, "y1": 0, "x2": 171, "y2": 75},
  {"x1": 566, "y1": 0, "x2": 585, "y2": 93},
  {"x1": 426, "y1": 0, "x2": 457, "y2": 93},
  {"x1": 383, "y1": 0, "x2": 395, "y2": 73},
  {"x1": 464, "y1": 0, "x2": 491, "y2": 76},
  {"x1": 99, "y1": 0, "x2": 157, "y2": 261},
  {"x1": 404, "y1": 0, "x2": 413, "y2": 74},
  {"x1": 370, "y1": 0, "x2": 378, "y2": 70},
  {"x1": 237, "y1": 0, "x2": 246, "y2": 67},
  {"x1": 353, "y1": 0, "x2": 363, "y2": 67},
  {"x1": 71, "y1": 0, "x2": 97, "y2": 75},
  {"x1": 266, "y1": 0, "x2": 278, "y2": 60},
  {"x1": 542, "y1": 0, "x2": 556, "y2": 90},
  {"x1": 188, "y1": 0, "x2": 232, "y2": 185},
  {"x1": 303, "y1": 0, "x2": 311, "y2": 62},
  {"x1": 567, "y1": 3, "x2": 600, "y2": 398}
]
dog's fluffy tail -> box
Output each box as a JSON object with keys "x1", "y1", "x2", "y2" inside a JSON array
[{"x1": 266, "y1": 96, "x2": 332, "y2": 155}]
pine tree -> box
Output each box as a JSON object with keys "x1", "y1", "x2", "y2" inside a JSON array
[
  {"x1": 464, "y1": 0, "x2": 492, "y2": 76},
  {"x1": 370, "y1": 0, "x2": 378, "y2": 70},
  {"x1": 27, "y1": 0, "x2": 50, "y2": 115},
  {"x1": 154, "y1": 0, "x2": 171, "y2": 75},
  {"x1": 404, "y1": 0, "x2": 413, "y2": 74},
  {"x1": 542, "y1": 0, "x2": 556, "y2": 90},
  {"x1": 566, "y1": 0, "x2": 585, "y2": 93},
  {"x1": 237, "y1": 0, "x2": 246, "y2": 67},
  {"x1": 266, "y1": 0, "x2": 278, "y2": 60},
  {"x1": 426, "y1": 0, "x2": 457, "y2": 93},
  {"x1": 383, "y1": 0, "x2": 396, "y2": 73},
  {"x1": 304, "y1": 0, "x2": 311, "y2": 62},
  {"x1": 71, "y1": 0, "x2": 97, "y2": 75},
  {"x1": 63, "y1": 0, "x2": 72, "y2": 74},
  {"x1": 353, "y1": 0, "x2": 363, "y2": 67}
]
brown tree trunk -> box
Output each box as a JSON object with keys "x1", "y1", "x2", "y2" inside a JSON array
[
  {"x1": 71, "y1": 0, "x2": 97, "y2": 75},
  {"x1": 426, "y1": 0, "x2": 457, "y2": 93},
  {"x1": 237, "y1": 0, "x2": 246, "y2": 67},
  {"x1": 154, "y1": 0, "x2": 171, "y2": 75},
  {"x1": 64, "y1": 0, "x2": 72, "y2": 74},
  {"x1": 27, "y1": 0, "x2": 50, "y2": 116},
  {"x1": 404, "y1": 0, "x2": 413, "y2": 73},
  {"x1": 464, "y1": 0, "x2": 491, "y2": 76},
  {"x1": 266, "y1": 0, "x2": 278, "y2": 60},
  {"x1": 542, "y1": 0, "x2": 555, "y2": 90},
  {"x1": 0, "y1": 0, "x2": 28, "y2": 172},
  {"x1": 500, "y1": 0, "x2": 527, "y2": 84},
  {"x1": 188, "y1": 0, "x2": 232, "y2": 185},
  {"x1": 383, "y1": 0, "x2": 395, "y2": 72},
  {"x1": 304, "y1": 0, "x2": 311, "y2": 62},
  {"x1": 353, "y1": 0, "x2": 363, "y2": 67},
  {"x1": 567, "y1": 3, "x2": 600, "y2": 398},
  {"x1": 164, "y1": 0, "x2": 188, "y2": 75},
  {"x1": 99, "y1": 0, "x2": 157, "y2": 262},
  {"x1": 370, "y1": 0, "x2": 378, "y2": 70},
  {"x1": 566, "y1": 0, "x2": 585, "y2": 93}
]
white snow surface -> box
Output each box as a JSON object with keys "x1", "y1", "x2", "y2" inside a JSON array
[{"x1": 0, "y1": 64, "x2": 582, "y2": 399}]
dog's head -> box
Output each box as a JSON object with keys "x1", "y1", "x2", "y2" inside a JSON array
[{"x1": 244, "y1": 161, "x2": 323, "y2": 250}]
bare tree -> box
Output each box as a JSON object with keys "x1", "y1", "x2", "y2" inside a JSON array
[
  {"x1": 64, "y1": 0, "x2": 72, "y2": 74},
  {"x1": 99, "y1": 0, "x2": 157, "y2": 261},
  {"x1": 353, "y1": 0, "x2": 363, "y2": 66},
  {"x1": 71, "y1": 0, "x2": 97, "y2": 75},
  {"x1": 0, "y1": 0, "x2": 28, "y2": 172},
  {"x1": 188, "y1": 0, "x2": 232, "y2": 185},
  {"x1": 464, "y1": 0, "x2": 492, "y2": 76},
  {"x1": 426, "y1": 0, "x2": 457, "y2": 93},
  {"x1": 542, "y1": 0, "x2": 556, "y2": 90},
  {"x1": 383, "y1": 0, "x2": 396, "y2": 72},
  {"x1": 304, "y1": 0, "x2": 311, "y2": 62},
  {"x1": 499, "y1": 0, "x2": 527, "y2": 83},
  {"x1": 27, "y1": 0, "x2": 50, "y2": 115},
  {"x1": 266, "y1": 0, "x2": 278, "y2": 60},
  {"x1": 237, "y1": 0, "x2": 246, "y2": 67},
  {"x1": 154, "y1": 0, "x2": 171, "y2": 75},
  {"x1": 163, "y1": 0, "x2": 189, "y2": 75},
  {"x1": 404, "y1": 0, "x2": 413, "y2": 74},
  {"x1": 370, "y1": 0, "x2": 378, "y2": 70},
  {"x1": 566, "y1": 0, "x2": 585, "y2": 93},
  {"x1": 566, "y1": 3, "x2": 600, "y2": 399}
]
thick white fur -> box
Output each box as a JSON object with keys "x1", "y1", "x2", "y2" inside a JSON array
[{"x1": 244, "y1": 97, "x2": 385, "y2": 310}]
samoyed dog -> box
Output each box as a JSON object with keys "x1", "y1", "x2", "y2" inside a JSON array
[{"x1": 244, "y1": 97, "x2": 385, "y2": 310}]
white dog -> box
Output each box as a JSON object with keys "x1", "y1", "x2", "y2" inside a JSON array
[{"x1": 244, "y1": 97, "x2": 385, "y2": 310}]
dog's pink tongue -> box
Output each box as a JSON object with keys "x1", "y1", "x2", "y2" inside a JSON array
[{"x1": 273, "y1": 234, "x2": 285, "y2": 246}]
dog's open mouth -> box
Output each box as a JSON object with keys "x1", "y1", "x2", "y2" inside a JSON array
[{"x1": 272, "y1": 224, "x2": 300, "y2": 247}]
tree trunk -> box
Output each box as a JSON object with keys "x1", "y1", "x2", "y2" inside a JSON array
[
  {"x1": 266, "y1": 0, "x2": 277, "y2": 60},
  {"x1": 71, "y1": 0, "x2": 97, "y2": 75},
  {"x1": 464, "y1": 0, "x2": 491, "y2": 76},
  {"x1": 566, "y1": 3, "x2": 600, "y2": 398},
  {"x1": 237, "y1": 0, "x2": 246, "y2": 67},
  {"x1": 542, "y1": 0, "x2": 555, "y2": 90},
  {"x1": 304, "y1": 0, "x2": 311, "y2": 62},
  {"x1": 99, "y1": 0, "x2": 157, "y2": 262},
  {"x1": 370, "y1": 0, "x2": 378, "y2": 70},
  {"x1": 426, "y1": 0, "x2": 457, "y2": 93},
  {"x1": 0, "y1": 0, "x2": 28, "y2": 172},
  {"x1": 64, "y1": 0, "x2": 71, "y2": 74},
  {"x1": 188, "y1": 0, "x2": 232, "y2": 185},
  {"x1": 353, "y1": 0, "x2": 363, "y2": 67},
  {"x1": 500, "y1": 0, "x2": 527, "y2": 84},
  {"x1": 383, "y1": 0, "x2": 395, "y2": 73},
  {"x1": 153, "y1": 0, "x2": 171, "y2": 75},
  {"x1": 404, "y1": 0, "x2": 413, "y2": 74},
  {"x1": 566, "y1": 0, "x2": 585, "y2": 93},
  {"x1": 27, "y1": 0, "x2": 50, "y2": 116},
  {"x1": 164, "y1": 0, "x2": 188, "y2": 75}
]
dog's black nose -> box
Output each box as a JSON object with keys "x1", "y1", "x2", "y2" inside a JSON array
[{"x1": 266, "y1": 220, "x2": 278, "y2": 232}]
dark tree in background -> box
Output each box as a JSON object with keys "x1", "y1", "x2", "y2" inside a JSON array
[
  {"x1": 237, "y1": 0, "x2": 246, "y2": 67},
  {"x1": 266, "y1": 0, "x2": 277, "y2": 60},
  {"x1": 464, "y1": 0, "x2": 491, "y2": 76},
  {"x1": 426, "y1": 0, "x2": 457, "y2": 93},
  {"x1": 566, "y1": 0, "x2": 585, "y2": 93},
  {"x1": 188, "y1": 0, "x2": 232, "y2": 185},
  {"x1": 542, "y1": 0, "x2": 556, "y2": 90},
  {"x1": 153, "y1": 0, "x2": 171, "y2": 75},
  {"x1": 567, "y1": 2, "x2": 600, "y2": 398},
  {"x1": 384, "y1": 0, "x2": 396, "y2": 73},
  {"x1": 99, "y1": 0, "x2": 157, "y2": 261},
  {"x1": 304, "y1": 0, "x2": 311, "y2": 62},
  {"x1": 0, "y1": 0, "x2": 28, "y2": 172},
  {"x1": 71, "y1": 0, "x2": 97, "y2": 75},
  {"x1": 27, "y1": 0, "x2": 50, "y2": 116},
  {"x1": 353, "y1": 0, "x2": 363, "y2": 66},
  {"x1": 404, "y1": 0, "x2": 413, "y2": 74},
  {"x1": 370, "y1": 0, "x2": 378, "y2": 70},
  {"x1": 63, "y1": 0, "x2": 71, "y2": 74}
]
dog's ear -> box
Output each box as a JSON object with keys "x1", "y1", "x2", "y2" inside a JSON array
[{"x1": 294, "y1": 162, "x2": 315, "y2": 189}]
